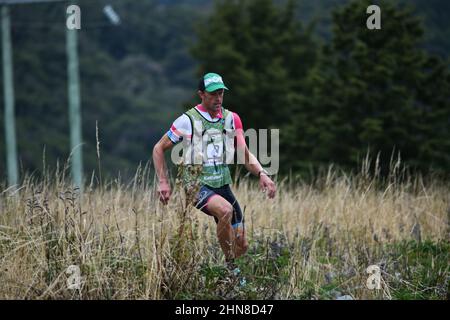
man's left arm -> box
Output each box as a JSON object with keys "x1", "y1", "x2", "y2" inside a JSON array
[
  {"x1": 242, "y1": 144, "x2": 276, "y2": 199},
  {"x1": 232, "y1": 112, "x2": 276, "y2": 198}
]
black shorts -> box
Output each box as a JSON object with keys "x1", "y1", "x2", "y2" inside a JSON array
[{"x1": 195, "y1": 184, "x2": 244, "y2": 228}]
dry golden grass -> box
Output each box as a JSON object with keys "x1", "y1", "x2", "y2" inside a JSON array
[{"x1": 0, "y1": 163, "x2": 448, "y2": 300}]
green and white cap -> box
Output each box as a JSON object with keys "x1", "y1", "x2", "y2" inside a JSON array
[{"x1": 203, "y1": 73, "x2": 229, "y2": 92}]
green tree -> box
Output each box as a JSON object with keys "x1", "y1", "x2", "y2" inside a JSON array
[
  {"x1": 283, "y1": 0, "x2": 450, "y2": 176},
  {"x1": 191, "y1": 0, "x2": 318, "y2": 130}
]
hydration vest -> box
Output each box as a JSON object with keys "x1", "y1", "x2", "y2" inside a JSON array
[{"x1": 183, "y1": 106, "x2": 235, "y2": 188}]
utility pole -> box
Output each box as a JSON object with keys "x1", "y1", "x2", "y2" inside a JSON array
[
  {"x1": 1, "y1": 4, "x2": 18, "y2": 186},
  {"x1": 66, "y1": 3, "x2": 83, "y2": 190}
]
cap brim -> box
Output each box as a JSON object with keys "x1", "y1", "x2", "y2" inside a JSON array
[{"x1": 205, "y1": 83, "x2": 229, "y2": 92}]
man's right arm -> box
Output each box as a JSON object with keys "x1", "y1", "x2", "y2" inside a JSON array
[{"x1": 152, "y1": 134, "x2": 175, "y2": 204}]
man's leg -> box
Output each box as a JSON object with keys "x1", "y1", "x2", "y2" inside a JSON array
[
  {"x1": 222, "y1": 185, "x2": 248, "y2": 259},
  {"x1": 205, "y1": 195, "x2": 235, "y2": 261}
]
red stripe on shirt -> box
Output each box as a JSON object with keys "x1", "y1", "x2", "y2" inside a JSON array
[
  {"x1": 170, "y1": 124, "x2": 192, "y2": 138},
  {"x1": 232, "y1": 112, "x2": 246, "y2": 148}
]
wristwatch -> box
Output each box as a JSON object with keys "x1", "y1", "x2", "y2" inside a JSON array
[{"x1": 258, "y1": 169, "x2": 269, "y2": 177}]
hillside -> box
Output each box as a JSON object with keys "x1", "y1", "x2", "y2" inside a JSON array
[{"x1": 0, "y1": 0, "x2": 448, "y2": 181}]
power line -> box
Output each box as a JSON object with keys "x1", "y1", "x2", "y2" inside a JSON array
[
  {"x1": 0, "y1": 0, "x2": 66, "y2": 5},
  {"x1": 10, "y1": 21, "x2": 122, "y2": 29}
]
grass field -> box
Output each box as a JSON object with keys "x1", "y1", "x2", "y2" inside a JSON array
[{"x1": 0, "y1": 162, "x2": 448, "y2": 300}]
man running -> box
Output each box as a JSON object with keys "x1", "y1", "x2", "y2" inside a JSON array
[{"x1": 152, "y1": 72, "x2": 276, "y2": 268}]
